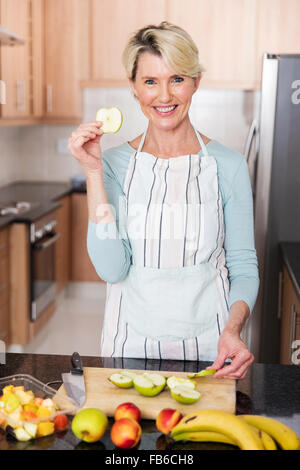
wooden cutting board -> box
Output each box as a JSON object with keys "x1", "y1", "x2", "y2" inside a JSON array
[{"x1": 59, "y1": 367, "x2": 236, "y2": 420}]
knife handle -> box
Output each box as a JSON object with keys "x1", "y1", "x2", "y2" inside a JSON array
[{"x1": 71, "y1": 352, "x2": 83, "y2": 375}]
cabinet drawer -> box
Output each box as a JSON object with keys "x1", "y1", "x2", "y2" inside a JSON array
[
  {"x1": 0, "y1": 228, "x2": 9, "y2": 259},
  {"x1": 0, "y1": 256, "x2": 9, "y2": 307},
  {"x1": 0, "y1": 303, "x2": 9, "y2": 341}
]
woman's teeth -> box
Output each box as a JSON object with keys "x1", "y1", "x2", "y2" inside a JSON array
[{"x1": 154, "y1": 105, "x2": 176, "y2": 113}]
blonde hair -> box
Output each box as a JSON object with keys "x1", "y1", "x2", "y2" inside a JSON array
[{"x1": 122, "y1": 21, "x2": 205, "y2": 81}]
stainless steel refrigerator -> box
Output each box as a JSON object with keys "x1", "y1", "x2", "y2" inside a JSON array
[{"x1": 245, "y1": 54, "x2": 300, "y2": 363}]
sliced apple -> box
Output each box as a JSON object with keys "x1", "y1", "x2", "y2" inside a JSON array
[
  {"x1": 133, "y1": 373, "x2": 166, "y2": 397},
  {"x1": 121, "y1": 370, "x2": 138, "y2": 380},
  {"x1": 166, "y1": 376, "x2": 196, "y2": 390},
  {"x1": 95, "y1": 107, "x2": 123, "y2": 134},
  {"x1": 170, "y1": 385, "x2": 201, "y2": 404},
  {"x1": 109, "y1": 373, "x2": 133, "y2": 389},
  {"x1": 24, "y1": 422, "x2": 37, "y2": 438},
  {"x1": 187, "y1": 369, "x2": 216, "y2": 378},
  {"x1": 14, "y1": 426, "x2": 32, "y2": 441}
]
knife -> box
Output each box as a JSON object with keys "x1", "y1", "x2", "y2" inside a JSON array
[{"x1": 62, "y1": 352, "x2": 86, "y2": 406}]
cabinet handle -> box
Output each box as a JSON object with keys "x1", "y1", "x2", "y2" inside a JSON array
[
  {"x1": 290, "y1": 305, "x2": 300, "y2": 357},
  {"x1": 47, "y1": 84, "x2": 53, "y2": 113},
  {"x1": 277, "y1": 271, "x2": 283, "y2": 319},
  {"x1": 16, "y1": 80, "x2": 26, "y2": 111}
]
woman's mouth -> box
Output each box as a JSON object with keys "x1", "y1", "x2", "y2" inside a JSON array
[{"x1": 153, "y1": 105, "x2": 178, "y2": 116}]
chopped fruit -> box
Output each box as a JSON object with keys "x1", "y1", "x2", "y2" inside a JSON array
[
  {"x1": 95, "y1": 107, "x2": 123, "y2": 134},
  {"x1": 133, "y1": 373, "x2": 166, "y2": 397},
  {"x1": 42, "y1": 398, "x2": 55, "y2": 409},
  {"x1": 34, "y1": 397, "x2": 43, "y2": 407},
  {"x1": 36, "y1": 421, "x2": 55, "y2": 438},
  {"x1": 14, "y1": 389, "x2": 34, "y2": 405},
  {"x1": 21, "y1": 410, "x2": 38, "y2": 421},
  {"x1": 170, "y1": 385, "x2": 201, "y2": 404},
  {"x1": 3, "y1": 385, "x2": 14, "y2": 394},
  {"x1": 54, "y1": 414, "x2": 68, "y2": 432},
  {"x1": 36, "y1": 406, "x2": 52, "y2": 418},
  {"x1": 5, "y1": 394, "x2": 21, "y2": 413},
  {"x1": 109, "y1": 373, "x2": 133, "y2": 389},
  {"x1": 14, "y1": 426, "x2": 32, "y2": 441},
  {"x1": 23, "y1": 403, "x2": 38, "y2": 413},
  {"x1": 24, "y1": 422, "x2": 37, "y2": 438},
  {"x1": 167, "y1": 376, "x2": 196, "y2": 390}
]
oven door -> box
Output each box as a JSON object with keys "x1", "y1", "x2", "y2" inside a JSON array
[{"x1": 31, "y1": 232, "x2": 60, "y2": 321}]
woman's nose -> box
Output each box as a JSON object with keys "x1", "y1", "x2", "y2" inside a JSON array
[{"x1": 158, "y1": 83, "x2": 172, "y2": 102}]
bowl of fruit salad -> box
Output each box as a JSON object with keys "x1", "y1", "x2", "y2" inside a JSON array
[{"x1": 0, "y1": 374, "x2": 78, "y2": 441}]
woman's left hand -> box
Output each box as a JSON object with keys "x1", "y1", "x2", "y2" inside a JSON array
[{"x1": 207, "y1": 329, "x2": 254, "y2": 380}]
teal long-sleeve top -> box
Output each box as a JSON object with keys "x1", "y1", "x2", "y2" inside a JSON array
[{"x1": 87, "y1": 139, "x2": 260, "y2": 314}]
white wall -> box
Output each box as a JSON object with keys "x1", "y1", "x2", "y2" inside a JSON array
[{"x1": 0, "y1": 88, "x2": 260, "y2": 185}]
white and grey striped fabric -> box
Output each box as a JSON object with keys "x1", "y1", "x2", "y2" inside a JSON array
[{"x1": 100, "y1": 128, "x2": 229, "y2": 361}]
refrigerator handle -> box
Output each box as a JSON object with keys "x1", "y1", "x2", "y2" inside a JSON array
[{"x1": 244, "y1": 118, "x2": 260, "y2": 197}]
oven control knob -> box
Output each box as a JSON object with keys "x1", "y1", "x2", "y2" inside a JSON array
[{"x1": 44, "y1": 223, "x2": 53, "y2": 233}]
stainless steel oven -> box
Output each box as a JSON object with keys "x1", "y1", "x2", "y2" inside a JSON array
[{"x1": 30, "y1": 211, "x2": 60, "y2": 321}]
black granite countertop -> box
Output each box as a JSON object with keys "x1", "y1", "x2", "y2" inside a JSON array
[
  {"x1": 0, "y1": 353, "x2": 299, "y2": 451},
  {"x1": 280, "y1": 242, "x2": 300, "y2": 300},
  {"x1": 0, "y1": 180, "x2": 77, "y2": 229}
]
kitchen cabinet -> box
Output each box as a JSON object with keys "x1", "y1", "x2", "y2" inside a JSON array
[
  {"x1": 71, "y1": 193, "x2": 103, "y2": 282},
  {"x1": 0, "y1": 0, "x2": 31, "y2": 119},
  {"x1": 0, "y1": 227, "x2": 9, "y2": 344},
  {"x1": 55, "y1": 195, "x2": 71, "y2": 293},
  {"x1": 279, "y1": 264, "x2": 300, "y2": 365},
  {"x1": 43, "y1": 0, "x2": 89, "y2": 122},
  {"x1": 86, "y1": 0, "x2": 167, "y2": 86}
]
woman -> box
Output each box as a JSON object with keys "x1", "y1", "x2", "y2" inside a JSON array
[{"x1": 68, "y1": 22, "x2": 259, "y2": 379}]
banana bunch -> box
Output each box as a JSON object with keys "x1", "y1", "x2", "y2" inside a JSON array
[{"x1": 170, "y1": 410, "x2": 300, "y2": 450}]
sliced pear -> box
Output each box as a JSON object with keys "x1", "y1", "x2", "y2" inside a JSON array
[
  {"x1": 109, "y1": 372, "x2": 133, "y2": 389},
  {"x1": 167, "y1": 376, "x2": 196, "y2": 390},
  {"x1": 187, "y1": 369, "x2": 217, "y2": 378},
  {"x1": 170, "y1": 385, "x2": 201, "y2": 404},
  {"x1": 24, "y1": 422, "x2": 37, "y2": 438},
  {"x1": 95, "y1": 107, "x2": 123, "y2": 134},
  {"x1": 133, "y1": 373, "x2": 165, "y2": 397}
]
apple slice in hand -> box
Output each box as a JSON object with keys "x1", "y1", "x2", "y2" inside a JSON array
[
  {"x1": 187, "y1": 369, "x2": 216, "y2": 378},
  {"x1": 95, "y1": 107, "x2": 123, "y2": 133}
]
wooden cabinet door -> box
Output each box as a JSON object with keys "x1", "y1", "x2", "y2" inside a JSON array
[
  {"x1": 55, "y1": 196, "x2": 71, "y2": 293},
  {"x1": 280, "y1": 265, "x2": 300, "y2": 364},
  {"x1": 166, "y1": 0, "x2": 257, "y2": 89},
  {"x1": 71, "y1": 193, "x2": 103, "y2": 282},
  {"x1": 0, "y1": 0, "x2": 31, "y2": 118},
  {"x1": 256, "y1": 0, "x2": 300, "y2": 82},
  {"x1": 44, "y1": 0, "x2": 89, "y2": 120},
  {"x1": 91, "y1": 0, "x2": 167, "y2": 84}
]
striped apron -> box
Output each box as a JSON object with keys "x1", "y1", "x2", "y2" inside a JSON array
[{"x1": 100, "y1": 127, "x2": 229, "y2": 361}]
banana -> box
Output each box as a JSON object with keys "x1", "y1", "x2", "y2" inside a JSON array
[
  {"x1": 170, "y1": 409, "x2": 264, "y2": 450},
  {"x1": 239, "y1": 415, "x2": 300, "y2": 451},
  {"x1": 172, "y1": 430, "x2": 237, "y2": 446},
  {"x1": 243, "y1": 422, "x2": 277, "y2": 450}
]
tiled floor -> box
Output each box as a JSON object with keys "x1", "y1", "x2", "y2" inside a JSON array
[{"x1": 8, "y1": 282, "x2": 107, "y2": 357}]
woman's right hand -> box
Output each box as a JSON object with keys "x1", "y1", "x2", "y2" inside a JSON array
[{"x1": 68, "y1": 121, "x2": 104, "y2": 174}]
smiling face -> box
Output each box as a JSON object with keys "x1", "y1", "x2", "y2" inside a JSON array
[{"x1": 130, "y1": 52, "x2": 201, "y2": 132}]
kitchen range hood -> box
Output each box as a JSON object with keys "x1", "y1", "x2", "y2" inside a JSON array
[{"x1": 0, "y1": 25, "x2": 24, "y2": 45}]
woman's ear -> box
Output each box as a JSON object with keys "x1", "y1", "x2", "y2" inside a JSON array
[
  {"x1": 129, "y1": 79, "x2": 138, "y2": 100},
  {"x1": 194, "y1": 72, "x2": 202, "y2": 90}
]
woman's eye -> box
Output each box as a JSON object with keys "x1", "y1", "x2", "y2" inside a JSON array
[
  {"x1": 173, "y1": 76, "x2": 184, "y2": 83},
  {"x1": 145, "y1": 79, "x2": 155, "y2": 85}
]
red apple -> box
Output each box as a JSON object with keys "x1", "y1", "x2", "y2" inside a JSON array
[
  {"x1": 110, "y1": 418, "x2": 142, "y2": 449},
  {"x1": 156, "y1": 408, "x2": 183, "y2": 435},
  {"x1": 114, "y1": 402, "x2": 141, "y2": 423},
  {"x1": 54, "y1": 414, "x2": 68, "y2": 432}
]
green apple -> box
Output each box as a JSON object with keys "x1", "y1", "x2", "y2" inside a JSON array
[
  {"x1": 71, "y1": 408, "x2": 108, "y2": 443},
  {"x1": 133, "y1": 373, "x2": 166, "y2": 397},
  {"x1": 109, "y1": 372, "x2": 133, "y2": 389},
  {"x1": 95, "y1": 107, "x2": 123, "y2": 134},
  {"x1": 170, "y1": 385, "x2": 201, "y2": 404},
  {"x1": 187, "y1": 369, "x2": 216, "y2": 378},
  {"x1": 166, "y1": 376, "x2": 196, "y2": 390},
  {"x1": 122, "y1": 370, "x2": 139, "y2": 380}
]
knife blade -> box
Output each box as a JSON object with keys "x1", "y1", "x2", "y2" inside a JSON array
[{"x1": 62, "y1": 352, "x2": 86, "y2": 406}]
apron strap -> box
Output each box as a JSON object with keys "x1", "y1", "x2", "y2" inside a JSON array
[
  {"x1": 137, "y1": 125, "x2": 209, "y2": 156},
  {"x1": 194, "y1": 127, "x2": 209, "y2": 157}
]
